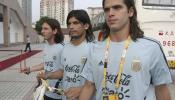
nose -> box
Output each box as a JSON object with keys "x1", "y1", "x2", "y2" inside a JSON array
[
  {"x1": 68, "y1": 24, "x2": 74, "y2": 31},
  {"x1": 69, "y1": 23, "x2": 74, "y2": 29},
  {"x1": 109, "y1": 8, "x2": 114, "y2": 17},
  {"x1": 41, "y1": 29, "x2": 44, "y2": 35}
]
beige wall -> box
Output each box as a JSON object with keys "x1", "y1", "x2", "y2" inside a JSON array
[{"x1": 0, "y1": 0, "x2": 38, "y2": 46}]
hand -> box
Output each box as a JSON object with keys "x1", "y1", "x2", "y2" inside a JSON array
[
  {"x1": 20, "y1": 67, "x2": 30, "y2": 75},
  {"x1": 64, "y1": 87, "x2": 82, "y2": 100},
  {"x1": 37, "y1": 71, "x2": 47, "y2": 80}
]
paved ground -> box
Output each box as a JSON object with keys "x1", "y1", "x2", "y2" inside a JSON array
[
  {"x1": 0, "y1": 43, "x2": 175, "y2": 100},
  {"x1": 0, "y1": 44, "x2": 44, "y2": 100}
]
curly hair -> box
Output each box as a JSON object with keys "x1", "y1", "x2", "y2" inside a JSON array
[{"x1": 43, "y1": 18, "x2": 64, "y2": 43}]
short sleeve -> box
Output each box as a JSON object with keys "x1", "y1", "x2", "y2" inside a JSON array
[{"x1": 150, "y1": 43, "x2": 172, "y2": 85}]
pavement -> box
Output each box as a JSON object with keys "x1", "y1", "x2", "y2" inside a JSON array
[
  {"x1": 0, "y1": 43, "x2": 44, "y2": 100},
  {"x1": 0, "y1": 43, "x2": 175, "y2": 100}
]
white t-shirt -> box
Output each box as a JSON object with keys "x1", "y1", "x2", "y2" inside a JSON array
[
  {"x1": 43, "y1": 43, "x2": 64, "y2": 99},
  {"x1": 27, "y1": 37, "x2": 30, "y2": 43},
  {"x1": 60, "y1": 41, "x2": 91, "y2": 100},
  {"x1": 81, "y1": 37, "x2": 172, "y2": 100}
]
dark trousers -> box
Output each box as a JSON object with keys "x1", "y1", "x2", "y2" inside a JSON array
[
  {"x1": 44, "y1": 95, "x2": 62, "y2": 100},
  {"x1": 24, "y1": 43, "x2": 31, "y2": 52}
]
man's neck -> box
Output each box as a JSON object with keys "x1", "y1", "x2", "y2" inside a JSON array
[
  {"x1": 71, "y1": 35, "x2": 86, "y2": 46},
  {"x1": 47, "y1": 38, "x2": 55, "y2": 45},
  {"x1": 110, "y1": 32, "x2": 129, "y2": 42},
  {"x1": 110, "y1": 27, "x2": 130, "y2": 42}
]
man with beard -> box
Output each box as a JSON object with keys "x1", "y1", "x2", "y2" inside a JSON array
[{"x1": 42, "y1": 10, "x2": 95, "y2": 100}]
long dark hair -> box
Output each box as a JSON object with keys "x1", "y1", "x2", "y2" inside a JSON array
[
  {"x1": 43, "y1": 18, "x2": 64, "y2": 43},
  {"x1": 66, "y1": 9, "x2": 95, "y2": 42},
  {"x1": 102, "y1": 0, "x2": 144, "y2": 41}
]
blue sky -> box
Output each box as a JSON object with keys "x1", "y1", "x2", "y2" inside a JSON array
[{"x1": 32, "y1": 0, "x2": 102, "y2": 22}]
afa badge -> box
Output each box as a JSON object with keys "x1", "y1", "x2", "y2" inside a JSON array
[
  {"x1": 131, "y1": 57, "x2": 141, "y2": 72},
  {"x1": 81, "y1": 56, "x2": 87, "y2": 64},
  {"x1": 53, "y1": 56, "x2": 57, "y2": 60}
]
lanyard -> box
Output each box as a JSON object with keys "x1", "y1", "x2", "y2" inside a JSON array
[{"x1": 102, "y1": 36, "x2": 131, "y2": 92}]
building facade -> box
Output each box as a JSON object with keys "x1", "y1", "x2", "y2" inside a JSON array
[
  {"x1": 87, "y1": 7, "x2": 103, "y2": 20},
  {"x1": 17, "y1": 0, "x2": 32, "y2": 25},
  {"x1": 0, "y1": 0, "x2": 38, "y2": 46},
  {"x1": 40, "y1": 0, "x2": 74, "y2": 28}
]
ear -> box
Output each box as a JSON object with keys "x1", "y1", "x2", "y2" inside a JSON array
[
  {"x1": 84, "y1": 23, "x2": 89, "y2": 30},
  {"x1": 53, "y1": 29, "x2": 57, "y2": 35},
  {"x1": 128, "y1": 7, "x2": 134, "y2": 17}
]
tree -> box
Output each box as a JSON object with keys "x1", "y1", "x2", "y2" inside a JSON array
[{"x1": 35, "y1": 16, "x2": 49, "y2": 35}]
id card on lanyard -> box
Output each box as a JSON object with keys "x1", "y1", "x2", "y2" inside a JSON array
[
  {"x1": 103, "y1": 94, "x2": 119, "y2": 100},
  {"x1": 102, "y1": 36, "x2": 131, "y2": 100}
]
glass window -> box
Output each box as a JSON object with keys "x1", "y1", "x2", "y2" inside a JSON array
[
  {"x1": 0, "y1": 5, "x2": 3, "y2": 22},
  {"x1": 148, "y1": 0, "x2": 159, "y2": 4},
  {"x1": 0, "y1": 13, "x2": 3, "y2": 22},
  {"x1": 143, "y1": 0, "x2": 175, "y2": 7},
  {"x1": 173, "y1": 0, "x2": 175, "y2": 5},
  {"x1": 160, "y1": 0, "x2": 171, "y2": 5}
]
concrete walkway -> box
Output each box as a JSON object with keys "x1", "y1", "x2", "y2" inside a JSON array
[{"x1": 0, "y1": 43, "x2": 44, "y2": 100}]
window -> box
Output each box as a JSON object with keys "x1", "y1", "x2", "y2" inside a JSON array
[
  {"x1": 143, "y1": 0, "x2": 175, "y2": 7},
  {"x1": 0, "y1": 13, "x2": 3, "y2": 22}
]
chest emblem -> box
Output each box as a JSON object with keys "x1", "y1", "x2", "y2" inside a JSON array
[
  {"x1": 131, "y1": 57, "x2": 141, "y2": 72},
  {"x1": 53, "y1": 56, "x2": 57, "y2": 60},
  {"x1": 81, "y1": 56, "x2": 87, "y2": 64}
]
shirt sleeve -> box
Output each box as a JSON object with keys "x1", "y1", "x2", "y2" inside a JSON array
[{"x1": 150, "y1": 43, "x2": 172, "y2": 86}]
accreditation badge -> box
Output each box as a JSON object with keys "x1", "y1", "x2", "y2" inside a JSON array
[
  {"x1": 103, "y1": 94, "x2": 118, "y2": 100},
  {"x1": 103, "y1": 94, "x2": 108, "y2": 100},
  {"x1": 109, "y1": 94, "x2": 118, "y2": 100}
]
